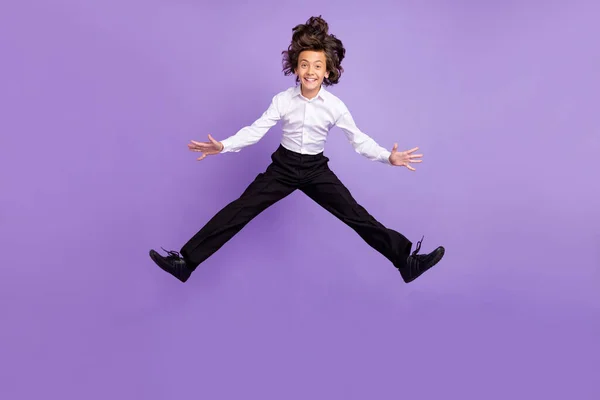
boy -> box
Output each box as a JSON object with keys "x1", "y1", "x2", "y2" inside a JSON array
[{"x1": 150, "y1": 16, "x2": 445, "y2": 284}]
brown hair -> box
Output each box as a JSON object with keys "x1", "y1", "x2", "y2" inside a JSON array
[{"x1": 281, "y1": 16, "x2": 346, "y2": 86}]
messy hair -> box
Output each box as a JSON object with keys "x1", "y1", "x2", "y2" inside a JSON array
[{"x1": 282, "y1": 16, "x2": 346, "y2": 86}]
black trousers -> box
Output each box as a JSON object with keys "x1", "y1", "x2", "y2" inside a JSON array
[{"x1": 180, "y1": 145, "x2": 412, "y2": 270}]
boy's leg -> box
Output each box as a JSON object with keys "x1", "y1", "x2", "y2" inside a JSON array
[
  {"x1": 150, "y1": 145, "x2": 302, "y2": 282},
  {"x1": 179, "y1": 164, "x2": 297, "y2": 270},
  {"x1": 300, "y1": 167, "x2": 411, "y2": 266},
  {"x1": 300, "y1": 165, "x2": 444, "y2": 282}
]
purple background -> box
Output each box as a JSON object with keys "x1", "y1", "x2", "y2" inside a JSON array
[{"x1": 1, "y1": 1, "x2": 599, "y2": 399}]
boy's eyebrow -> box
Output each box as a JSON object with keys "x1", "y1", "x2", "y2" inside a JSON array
[{"x1": 299, "y1": 59, "x2": 324, "y2": 63}]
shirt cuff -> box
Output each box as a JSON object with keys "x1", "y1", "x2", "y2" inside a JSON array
[
  {"x1": 220, "y1": 137, "x2": 237, "y2": 153},
  {"x1": 381, "y1": 150, "x2": 393, "y2": 165}
]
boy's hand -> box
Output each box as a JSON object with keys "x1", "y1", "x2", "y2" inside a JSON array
[
  {"x1": 389, "y1": 144, "x2": 423, "y2": 171},
  {"x1": 188, "y1": 134, "x2": 224, "y2": 161}
]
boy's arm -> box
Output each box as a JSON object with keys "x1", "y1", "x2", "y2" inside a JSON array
[
  {"x1": 335, "y1": 109, "x2": 393, "y2": 165},
  {"x1": 220, "y1": 93, "x2": 283, "y2": 153}
]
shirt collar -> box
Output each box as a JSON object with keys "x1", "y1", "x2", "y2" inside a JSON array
[{"x1": 293, "y1": 84, "x2": 327, "y2": 102}]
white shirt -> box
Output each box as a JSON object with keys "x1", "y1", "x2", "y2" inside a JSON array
[{"x1": 220, "y1": 85, "x2": 392, "y2": 165}]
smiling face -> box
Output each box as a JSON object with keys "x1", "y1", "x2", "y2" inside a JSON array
[{"x1": 295, "y1": 50, "x2": 330, "y2": 99}]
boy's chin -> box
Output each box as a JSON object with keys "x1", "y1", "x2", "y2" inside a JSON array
[{"x1": 301, "y1": 81, "x2": 320, "y2": 89}]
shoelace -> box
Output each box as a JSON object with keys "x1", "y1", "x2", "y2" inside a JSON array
[
  {"x1": 411, "y1": 235, "x2": 424, "y2": 257},
  {"x1": 161, "y1": 247, "x2": 182, "y2": 260}
]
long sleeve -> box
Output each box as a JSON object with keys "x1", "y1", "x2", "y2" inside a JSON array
[
  {"x1": 220, "y1": 93, "x2": 283, "y2": 153},
  {"x1": 335, "y1": 109, "x2": 392, "y2": 165}
]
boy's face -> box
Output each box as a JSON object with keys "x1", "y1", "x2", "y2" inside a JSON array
[{"x1": 295, "y1": 50, "x2": 329, "y2": 95}]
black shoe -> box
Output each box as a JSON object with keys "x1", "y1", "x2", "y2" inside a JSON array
[
  {"x1": 149, "y1": 248, "x2": 192, "y2": 282},
  {"x1": 398, "y1": 236, "x2": 445, "y2": 283}
]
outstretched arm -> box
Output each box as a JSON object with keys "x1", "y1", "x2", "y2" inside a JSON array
[
  {"x1": 188, "y1": 93, "x2": 283, "y2": 161},
  {"x1": 335, "y1": 110, "x2": 393, "y2": 165},
  {"x1": 219, "y1": 93, "x2": 283, "y2": 153},
  {"x1": 335, "y1": 109, "x2": 423, "y2": 170}
]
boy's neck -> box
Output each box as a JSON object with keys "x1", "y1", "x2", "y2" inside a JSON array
[{"x1": 300, "y1": 84, "x2": 320, "y2": 100}]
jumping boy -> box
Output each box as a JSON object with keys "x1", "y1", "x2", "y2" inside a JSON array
[{"x1": 149, "y1": 16, "x2": 445, "y2": 284}]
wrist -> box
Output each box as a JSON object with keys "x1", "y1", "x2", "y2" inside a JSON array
[{"x1": 386, "y1": 151, "x2": 393, "y2": 165}]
